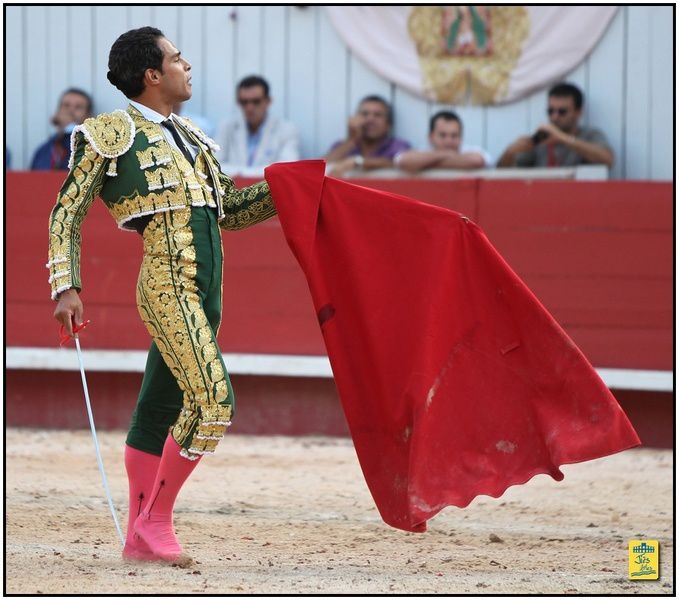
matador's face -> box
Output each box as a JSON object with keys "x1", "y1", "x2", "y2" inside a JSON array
[{"x1": 156, "y1": 37, "x2": 193, "y2": 104}]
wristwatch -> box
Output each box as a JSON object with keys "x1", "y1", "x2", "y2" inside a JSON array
[{"x1": 353, "y1": 155, "x2": 365, "y2": 169}]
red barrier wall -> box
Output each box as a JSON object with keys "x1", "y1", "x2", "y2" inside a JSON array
[
  {"x1": 7, "y1": 172, "x2": 672, "y2": 370},
  {"x1": 6, "y1": 370, "x2": 349, "y2": 437},
  {"x1": 6, "y1": 370, "x2": 672, "y2": 448}
]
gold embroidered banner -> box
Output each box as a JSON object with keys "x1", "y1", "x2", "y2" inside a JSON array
[{"x1": 326, "y1": 6, "x2": 618, "y2": 105}]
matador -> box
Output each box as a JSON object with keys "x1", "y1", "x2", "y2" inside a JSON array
[{"x1": 48, "y1": 27, "x2": 275, "y2": 566}]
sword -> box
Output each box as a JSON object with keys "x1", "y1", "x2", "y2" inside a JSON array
[{"x1": 61, "y1": 320, "x2": 125, "y2": 547}]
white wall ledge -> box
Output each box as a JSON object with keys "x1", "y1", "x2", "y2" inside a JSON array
[
  {"x1": 5, "y1": 347, "x2": 673, "y2": 392},
  {"x1": 332, "y1": 165, "x2": 609, "y2": 181}
]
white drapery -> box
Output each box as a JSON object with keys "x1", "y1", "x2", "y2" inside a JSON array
[{"x1": 326, "y1": 6, "x2": 618, "y2": 105}]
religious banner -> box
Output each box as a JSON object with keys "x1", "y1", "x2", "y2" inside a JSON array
[{"x1": 325, "y1": 6, "x2": 618, "y2": 105}]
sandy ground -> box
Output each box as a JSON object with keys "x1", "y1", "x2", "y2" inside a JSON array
[{"x1": 5, "y1": 428, "x2": 673, "y2": 596}]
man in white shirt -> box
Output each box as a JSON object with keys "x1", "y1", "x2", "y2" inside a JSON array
[
  {"x1": 396, "y1": 110, "x2": 492, "y2": 173},
  {"x1": 215, "y1": 75, "x2": 300, "y2": 177}
]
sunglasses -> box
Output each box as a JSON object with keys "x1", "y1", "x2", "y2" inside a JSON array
[
  {"x1": 547, "y1": 107, "x2": 569, "y2": 116},
  {"x1": 238, "y1": 97, "x2": 266, "y2": 107}
]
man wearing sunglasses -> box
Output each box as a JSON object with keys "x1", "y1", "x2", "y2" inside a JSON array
[
  {"x1": 497, "y1": 82, "x2": 614, "y2": 169},
  {"x1": 215, "y1": 75, "x2": 300, "y2": 176}
]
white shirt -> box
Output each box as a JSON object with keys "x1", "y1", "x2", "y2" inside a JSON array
[
  {"x1": 394, "y1": 143, "x2": 493, "y2": 168},
  {"x1": 460, "y1": 144, "x2": 493, "y2": 167},
  {"x1": 129, "y1": 100, "x2": 199, "y2": 161},
  {"x1": 215, "y1": 113, "x2": 300, "y2": 177}
]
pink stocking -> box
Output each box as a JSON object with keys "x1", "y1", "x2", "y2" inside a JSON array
[
  {"x1": 134, "y1": 434, "x2": 201, "y2": 566},
  {"x1": 122, "y1": 445, "x2": 161, "y2": 561}
]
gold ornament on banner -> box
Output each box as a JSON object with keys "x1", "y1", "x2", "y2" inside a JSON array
[{"x1": 408, "y1": 6, "x2": 530, "y2": 105}]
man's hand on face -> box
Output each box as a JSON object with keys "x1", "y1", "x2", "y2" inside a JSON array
[
  {"x1": 347, "y1": 114, "x2": 364, "y2": 142},
  {"x1": 50, "y1": 91, "x2": 91, "y2": 133},
  {"x1": 51, "y1": 107, "x2": 75, "y2": 132},
  {"x1": 53, "y1": 288, "x2": 84, "y2": 338}
]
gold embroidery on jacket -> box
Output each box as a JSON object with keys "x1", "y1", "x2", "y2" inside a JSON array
[
  {"x1": 110, "y1": 191, "x2": 186, "y2": 227},
  {"x1": 136, "y1": 208, "x2": 232, "y2": 459},
  {"x1": 79, "y1": 111, "x2": 135, "y2": 158},
  {"x1": 220, "y1": 199, "x2": 278, "y2": 230},
  {"x1": 135, "y1": 118, "x2": 164, "y2": 146},
  {"x1": 135, "y1": 146, "x2": 171, "y2": 170},
  {"x1": 219, "y1": 180, "x2": 276, "y2": 230},
  {"x1": 47, "y1": 141, "x2": 108, "y2": 297},
  {"x1": 144, "y1": 164, "x2": 181, "y2": 191}
]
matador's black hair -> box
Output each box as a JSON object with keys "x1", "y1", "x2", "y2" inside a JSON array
[{"x1": 107, "y1": 26, "x2": 165, "y2": 99}]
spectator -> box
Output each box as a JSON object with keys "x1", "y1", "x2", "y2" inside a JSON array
[
  {"x1": 325, "y1": 95, "x2": 411, "y2": 177},
  {"x1": 30, "y1": 88, "x2": 93, "y2": 170},
  {"x1": 215, "y1": 75, "x2": 300, "y2": 176},
  {"x1": 396, "y1": 110, "x2": 492, "y2": 173},
  {"x1": 497, "y1": 82, "x2": 614, "y2": 169}
]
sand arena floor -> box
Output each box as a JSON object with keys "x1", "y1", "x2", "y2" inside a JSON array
[{"x1": 5, "y1": 428, "x2": 673, "y2": 595}]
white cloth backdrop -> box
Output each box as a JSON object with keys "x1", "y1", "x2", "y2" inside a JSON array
[{"x1": 326, "y1": 6, "x2": 618, "y2": 105}]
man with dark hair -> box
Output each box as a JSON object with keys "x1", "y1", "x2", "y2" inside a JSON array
[
  {"x1": 396, "y1": 110, "x2": 492, "y2": 172},
  {"x1": 497, "y1": 82, "x2": 614, "y2": 168},
  {"x1": 324, "y1": 95, "x2": 411, "y2": 177},
  {"x1": 30, "y1": 88, "x2": 93, "y2": 170},
  {"x1": 48, "y1": 26, "x2": 276, "y2": 566},
  {"x1": 215, "y1": 74, "x2": 299, "y2": 176}
]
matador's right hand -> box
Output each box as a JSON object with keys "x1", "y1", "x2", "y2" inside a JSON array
[{"x1": 54, "y1": 288, "x2": 84, "y2": 338}]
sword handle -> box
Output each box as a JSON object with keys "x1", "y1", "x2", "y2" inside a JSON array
[{"x1": 59, "y1": 319, "x2": 91, "y2": 346}]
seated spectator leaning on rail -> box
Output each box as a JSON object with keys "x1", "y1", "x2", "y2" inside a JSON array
[
  {"x1": 496, "y1": 82, "x2": 614, "y2": 169},
  {"x1": 325, "y1": 95, "x2": 411, "y2": 177},
  {"x1": 215, "y1": 75, "x2": 300, "y2": 177},
  {"x1": 395, "y1": 110, "x2": 492, "y2": 173},
  {"x1": 30, "y1": 88, "x2": 93, "y2": 170}
]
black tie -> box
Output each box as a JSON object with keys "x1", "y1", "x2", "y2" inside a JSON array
[{"x1": 162, "y1": 119, "x2": 194, "y2": 165}]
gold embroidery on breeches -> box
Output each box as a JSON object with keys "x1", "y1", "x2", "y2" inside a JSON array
[{"x1": 136, "y1": 208, "x2": 231, "y2": 460}]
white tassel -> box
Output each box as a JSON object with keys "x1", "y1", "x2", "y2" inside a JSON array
[
  {"x1": 46, "y1": 256, "x2": 68, "y2": 269},
  {"x1": 48, "y1": 269, "x2": 70, "y2": 284},
  {"x1": 51, "y1": 283, "x2": 73, "y2": 300},
  {"x1": 175, "y1": 116, "x2": 221, "y2": 152},
  {"x1": 180, "y1": 448, "x2": 207, "y2": 460},
  {"x1": 106, "y1": 157, "x2": 118, "y2": 177}
]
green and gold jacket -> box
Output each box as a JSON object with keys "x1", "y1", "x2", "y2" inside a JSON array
[{"x1": 47, "y1": 104, "x2": 276, "y2": 299}]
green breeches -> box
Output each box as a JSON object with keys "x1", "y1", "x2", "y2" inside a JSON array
[{"x1": 126, "y1": 206, "x2": 234, "y2": 460}]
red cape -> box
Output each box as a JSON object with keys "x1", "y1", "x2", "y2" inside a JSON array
[{"x1": 264, "y1": 160, "x2": 641, "y2": 532}]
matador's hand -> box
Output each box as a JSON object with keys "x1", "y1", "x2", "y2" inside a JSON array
[{"x1": 54, "y1": 288, "x2": 84, "y2": 338}]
